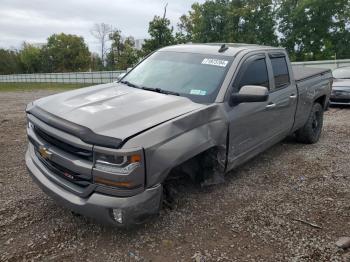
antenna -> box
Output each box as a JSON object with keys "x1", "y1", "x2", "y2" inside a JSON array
[{"x1": 218, "y1": 44, "x2": 229, "y2": 53}]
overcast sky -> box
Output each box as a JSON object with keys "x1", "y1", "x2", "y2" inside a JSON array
[{"x1": 0, "y1": 0, "x2": 205, "y2": 53}]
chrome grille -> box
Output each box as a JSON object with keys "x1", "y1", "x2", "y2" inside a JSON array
[{"x1": 34, "y1": 126, "x2": 93, "y2": 161}]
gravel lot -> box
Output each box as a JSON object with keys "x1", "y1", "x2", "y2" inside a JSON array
[{"x1": 0, "y1": 90, "x2": 349, "y2": 261}]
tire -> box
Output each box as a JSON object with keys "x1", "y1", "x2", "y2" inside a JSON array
[
  {"x1": 325, "y1": 101, "x2": 330, "y2": 111},
  {"x1": 296, "y1": 103, "x2": 324, "y2": 144}
]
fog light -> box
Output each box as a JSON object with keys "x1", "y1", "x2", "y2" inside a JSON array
[{"x1": 112, "y1": 209, "x2": 123, "y2": 224}]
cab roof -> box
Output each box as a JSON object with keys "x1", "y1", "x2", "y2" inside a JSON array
[{"x1": 159, "y1": 43, "x2": 284, "y2": 57}]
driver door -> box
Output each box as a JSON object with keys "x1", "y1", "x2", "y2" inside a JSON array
[{"x1": 226, "y1": 54, "x2": 276, "y2": 170}]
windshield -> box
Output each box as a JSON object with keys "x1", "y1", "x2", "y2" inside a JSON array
[
  {"x1": 121, "y1": 51, "x2": 233, "y2": 103},
  {"x1": 333, "y1": 67, "x2": 350, "y2": 79}
]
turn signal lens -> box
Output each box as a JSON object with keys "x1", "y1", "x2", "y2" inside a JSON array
[
  {"x1": 130, "y1": 154, "x2": 141, "y2": 163},
  {"x1": 94, "y1": 176, "x2": 135, "y2": 188}
]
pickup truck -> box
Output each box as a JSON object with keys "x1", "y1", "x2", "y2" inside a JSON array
[{"x1": 25, "y1": 43, "x2": 332, "y2": 226}]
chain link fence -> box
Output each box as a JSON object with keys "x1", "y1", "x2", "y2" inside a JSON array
[
  {"x1": 1, "y1": 59, "x2": 350, "y2": 91},
  {"x1": 293, "y1": 59, "x2": 350, "y2": 70},
  {"x1": 0, "y1": 71, "x2": 126, "y2": 90}
]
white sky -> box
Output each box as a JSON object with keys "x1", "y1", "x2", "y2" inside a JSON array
[{"x1": 0, "y1": 0, "x2": 205, "y2": 53}]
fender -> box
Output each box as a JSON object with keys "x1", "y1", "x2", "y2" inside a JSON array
[{"x1": 122, "y1": 104, "x2": 229, "y2": 187}]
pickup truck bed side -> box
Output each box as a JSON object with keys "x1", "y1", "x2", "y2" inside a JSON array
[{"x1": 292, "y1": 67, "x2": 332, "y2": 132}]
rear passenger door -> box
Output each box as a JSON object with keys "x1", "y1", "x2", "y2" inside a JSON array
[{"x1": 266, "y1": 53, "x2": 298, "y2": 138}]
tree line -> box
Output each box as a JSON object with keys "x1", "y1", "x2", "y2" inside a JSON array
[{"x1": 1, "y1": 0, "x2": 349, "y2": 75}]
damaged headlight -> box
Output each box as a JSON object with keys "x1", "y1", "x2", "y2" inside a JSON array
[{"x1": 94, "y1": 152, "x2": 141, "y2": 174}]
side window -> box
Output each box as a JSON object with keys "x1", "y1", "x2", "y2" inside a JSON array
[
  {"x1": 237, "y1": 58, "x2": 269, "y2": 90},
  {"x1": 270, "y1": 56, "x2": 290, "y2": 89}
]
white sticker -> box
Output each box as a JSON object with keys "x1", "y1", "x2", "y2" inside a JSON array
[
  {"x1": 190, "y1": 89, "x2": 207, "y2": 96},
  {"x1": 202, "y1": 58, "x2": 229, "y2": 67}
]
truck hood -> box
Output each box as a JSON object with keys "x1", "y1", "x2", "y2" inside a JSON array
[{"x1": 32, "y1": 83, "x2": 205, "y2": 142}]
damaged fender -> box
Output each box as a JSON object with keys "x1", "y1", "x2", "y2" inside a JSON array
[{"x1": 123, "y1": 104, "x2": 229, "y2": 187}]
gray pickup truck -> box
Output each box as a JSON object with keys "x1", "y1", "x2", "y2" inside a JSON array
[{"x1": 25, "y1": 43, "x2": 332, "y2": 226}]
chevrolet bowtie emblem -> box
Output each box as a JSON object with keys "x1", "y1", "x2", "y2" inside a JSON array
[{"x1": 38, "y1": 145, "x2": 52, "y2": 160}]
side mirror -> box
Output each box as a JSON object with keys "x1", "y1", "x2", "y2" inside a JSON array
[
  {"x1": 229, "y1": 85, "x2": 269, "y2": 106},
  {"x1": 116, "y1": 72, "x2": 126, "y2": 82}
]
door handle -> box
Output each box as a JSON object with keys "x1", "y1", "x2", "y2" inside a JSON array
[
  {"x1": 290, "y1": 94, "x2": 297, "y2": 99},
  {"x1": 265, "y1": 103, "x2": 276, "y2": 109}
]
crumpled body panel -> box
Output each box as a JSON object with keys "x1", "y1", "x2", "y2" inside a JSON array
[{"x1": 123, "y1": 104, "x2": 229, "y2": 187}]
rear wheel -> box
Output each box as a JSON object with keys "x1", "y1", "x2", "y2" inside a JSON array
[
  {"x1": 296, "y1": 103, "x2": 324, "y2": 144},
  {"x1": 325, "y1": 101, "x2": 330, "y2": 111}
]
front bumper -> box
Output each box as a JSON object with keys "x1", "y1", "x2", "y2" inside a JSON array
[
  {"x1": 25, "y1": 148, "x2": 163, "y2": 226},
  {"x1": 329, "y1": 100, "x2": 350, "y2": 105},
  {"x1": 330, "y1": 92, "x2": 350, "y2": 105}
]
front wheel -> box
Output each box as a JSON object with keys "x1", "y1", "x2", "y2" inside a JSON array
[{"x1": 296, "y1": 103, "x2": 324, "y2": 144}]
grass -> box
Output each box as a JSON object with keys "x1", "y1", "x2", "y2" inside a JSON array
[{"x1": 0, "y1": 82, "x2": 90, "y2": 92}]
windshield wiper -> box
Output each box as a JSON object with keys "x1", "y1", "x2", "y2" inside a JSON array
[
  {"x1": 120, "y1": 81, "x2": 180, "y2": 96},
  {"x1": 141, "y1": 86, "x2": 180, "y2": 96},
  {"x1": 120, "y1": 80, "x2": 141, "y2": 89}
]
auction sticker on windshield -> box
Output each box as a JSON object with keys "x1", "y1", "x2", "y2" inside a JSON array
[
  {"x1": 202, "y1": 58, "x2": 229, "y2": 67},
  {"x1": 190, "y1": 89, "x2": 207, "y2": 96}
]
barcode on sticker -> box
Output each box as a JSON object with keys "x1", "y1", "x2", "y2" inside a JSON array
[{"x1": 202, "y1": 58, "x2": 228, "y2": 67}]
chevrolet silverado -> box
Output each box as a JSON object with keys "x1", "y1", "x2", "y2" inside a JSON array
[{"x1": 25, "y1": 43, "x2": 333, "y2": 226}]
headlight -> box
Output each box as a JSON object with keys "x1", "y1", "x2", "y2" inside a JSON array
[{"x1": 94, "y1": 152, "x2": 141, "y2": 174}]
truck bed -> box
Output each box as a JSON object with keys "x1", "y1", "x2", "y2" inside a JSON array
[
  {"x1": 292, "y1": 66, "x2": 333, "y2": 132},
  {"x1": 292, "y1": 66, "x2": 332, "y2": 83}
]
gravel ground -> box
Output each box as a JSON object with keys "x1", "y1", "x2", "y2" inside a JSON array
[{"x1": 0, "y1": 90, "x2": 349, "y2": 262}]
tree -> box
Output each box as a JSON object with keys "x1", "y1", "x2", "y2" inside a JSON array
[
  {"x1": 184, "y1": 1, "x2": 229, "y2": 43},
  {"x1": 176, "y1": 14, "x2": 194, "y2": 43},
  {"x1": 142, "y1": 4, "x2": 175, "y2": 55},
  {"x1": 19, "y1": 43, "x2": 42, "y2": 73},
  {"x1": 107, "y1": 29, "x2": 124, "y2": 69},
  {"x1": 107, "y1": 30, "x2": 140, "y2": 70},
  {"x1": 45, "y1": 33, "x2": 91, "y2": 72},
  {"x1": 117, "y1": 37, "x2": 140, "y2": 70},
  {"x1": 277, "y1": 0, "x2": 350, "y2": 61},
  {"x1": 90, "y1": 23, "x2": 112, "y2": 66},
  {"x1": 90, "y1": 53, "x2": 103, "y2": 71},
  {"x1": 177, "y1": 0, "x2": 277, "y2": 45},
  {"x1": 332, "y1": 0, "x2": 350, "y2": 59},
  {"x1": 142, "y1": 16, "x2": 175, "y2": 54},
  {"x1": 0, "y1": 49, "x2": 22, "y2": 74},
  {"x1": 232, "y1": 0, "x2": 278, "y2": 45}
]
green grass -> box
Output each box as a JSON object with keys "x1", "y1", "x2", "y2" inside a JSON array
[{"x1": 0, "y1": 82, "x2": 91, "y2": 92}]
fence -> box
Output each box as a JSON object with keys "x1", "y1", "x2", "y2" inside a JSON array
[
  {"x1": 0, "y1": 70, "x2": 126, "y2": 90},
  {"x1": 1, "y1": 59, "x2": 350, "y2": 89},
  {"x1": 0, "y1": 71, "x2": 125, "y2": 84},
  {"x1": 292, "y1": 59, "x2": 350, "y2": 70}
]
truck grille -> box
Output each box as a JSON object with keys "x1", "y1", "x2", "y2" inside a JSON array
[
  {"x1": 35, "y1": 149, "x2": 91, "y2": 188},
  {"x1": 34, "y1": 126, "x2": 93, "y2": 161}
]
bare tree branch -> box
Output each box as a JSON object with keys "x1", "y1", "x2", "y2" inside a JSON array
[
  {"x1": 163, "y1": 3, "x2": 168, "y2": 20},
  {"x1": 90, "y1": 23, "x2": 112, "y2": 66}
]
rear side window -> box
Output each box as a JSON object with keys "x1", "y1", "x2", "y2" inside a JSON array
[
  {"x1": 270, "y1": 56, "x2": 290, "y2": 89},
  {"x1": 237, "y1": 58, "x2": 269, "y2": 90}
]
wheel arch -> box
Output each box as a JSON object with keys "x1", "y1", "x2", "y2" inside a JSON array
[{"x1": 314, "y1": 94, "x2": 328, "y2": 109}]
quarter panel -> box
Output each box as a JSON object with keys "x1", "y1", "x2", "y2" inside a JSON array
[{"x1": 292, "y1": 73, "x2": 332, "y2": 132}]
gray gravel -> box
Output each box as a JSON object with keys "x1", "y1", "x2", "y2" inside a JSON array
[{"x1": 0, "y1": 90, "x2": 349, "y2": 261}]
